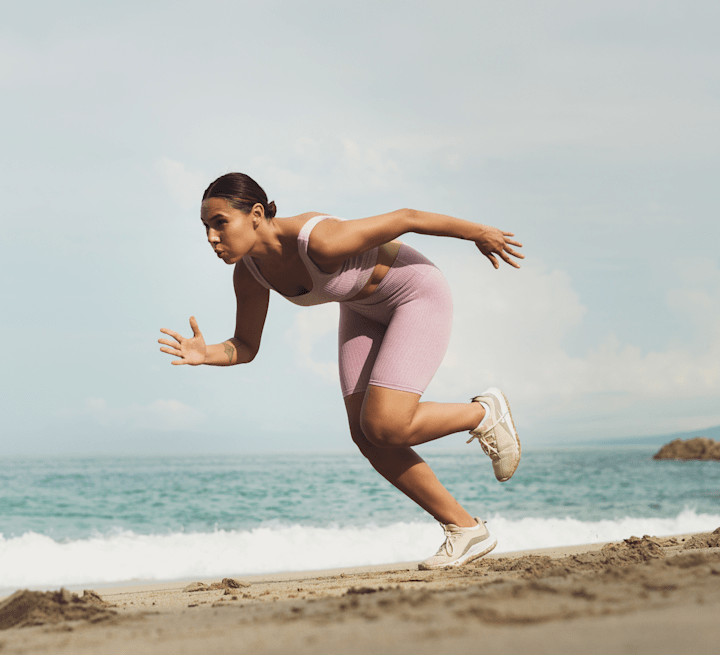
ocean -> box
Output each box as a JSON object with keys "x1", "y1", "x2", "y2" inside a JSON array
[{"x1": 1, "y1": 446, "x2": 719, "y2": 593}]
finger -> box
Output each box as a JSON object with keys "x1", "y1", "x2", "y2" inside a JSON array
[
  {"x1": 171, "y1": 359, "x2": 187, "y2": 365},
  {"x1": 499, "y1": 251, "x2": 522, "y2": 269},
  {"x1": 189, "y1": 316, "x2": 200, "y2": 337},
  {"x1": 159, "y1": 346, "x2": 182, "y2": 356},
  {"x1": 159, "y1": 328, "x2": 184, "y2": 342},
  {"x1": 501, "y1": 231, "x2": 515, "y2": 237},
  {"x1": 485, "y1": 253, "x2": 499, "y2": 269},
  {"x1": 158, "y1": 338, "x2": 181, "y2": 348},
  {"x1": 504, "y1": 247, "x2": 525, "y2": 259},
  {"x1": 504, "y1": 238, "x2": 523, "y2": 248}
]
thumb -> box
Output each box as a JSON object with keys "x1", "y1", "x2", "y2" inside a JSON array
[{"x1": 189, "y1": 316, "x2": 201, "y2": 336}]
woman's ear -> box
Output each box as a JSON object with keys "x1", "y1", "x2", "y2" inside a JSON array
[{"x1": 251, "y1": 202, "x2": 265, "y2": 227}]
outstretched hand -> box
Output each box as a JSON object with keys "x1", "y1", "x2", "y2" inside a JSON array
[
  {"x1": 158, "y1": 316, "x2": 207, "y2": 365},
  {"x1": 475, "y1": 227, "x2": 524, "y2": 269}
]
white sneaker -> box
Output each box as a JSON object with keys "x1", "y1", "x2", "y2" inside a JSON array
[
  {"x1": 467, "y1": 387, "x2": 521, "y2": 482},
  {"x1": 418, "y1": 518, "x2": 497, "y2": 570}
]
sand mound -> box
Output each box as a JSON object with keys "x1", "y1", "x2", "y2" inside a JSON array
[
  {"x1": 471, "y1": 535, "x2": 678, "y2": 579},
  {"x1": 182, "y1": 578, "x2": 250, "y2": 593},
  {"x1": 233, "y1": 544, "x2": 720, "y2": 629},
  {"x1": 682, "y1": 527, "x2": 720, "y2": 549},
  {"x1": 0, "y1": 588, "x2": 116, "y2": 630},
  {"x1": 653, "y1": 437, "x2": 720, "y2": 460}
]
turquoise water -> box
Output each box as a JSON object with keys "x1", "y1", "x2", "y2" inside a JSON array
[
  {"x1": 3, "y1": 447, "x2": 719, "y2": 538},
  {"x1": 1, "y1": 447, "x2": 719, "y2": 590}
]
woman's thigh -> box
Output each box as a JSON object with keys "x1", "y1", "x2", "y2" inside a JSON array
[
  {"x1": 339, "y1": 265, "x2": 453, "y2": 398},
  {"x1": 368, "y1": 266, "x2": 453, "y2": 395},
  {"x1": 338, "y1": 305, "x2": 386, "y2": 398}
]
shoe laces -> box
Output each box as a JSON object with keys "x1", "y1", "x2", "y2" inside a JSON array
[
  {"x1": 436, "y1": 524, "x2": 460, "y2": 556},
  {"x1": 466, "y1": 410, "x2": 509, "y2": 459}
]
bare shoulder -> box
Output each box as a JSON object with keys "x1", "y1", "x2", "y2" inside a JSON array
[
  {"x1": 290, "y1": 211, "x2": 329, "y2": 220},
  {"x1": 273, "y1": 211, "x2": 337, "y2": 240},
  {"x1": 280, "y1": 211, "x2": 332, "y2": 227}
]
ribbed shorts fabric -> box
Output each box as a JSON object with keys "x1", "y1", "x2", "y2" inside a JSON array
[{"x1": 338, "y1": 244, "x2": 453, "y2": 397}]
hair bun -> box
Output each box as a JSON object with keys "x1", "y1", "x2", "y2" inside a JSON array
[{"x1": 202, "y1": 173, "x2": 275, "y2": 220}]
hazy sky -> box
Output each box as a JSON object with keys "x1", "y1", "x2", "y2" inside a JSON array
[{"x1": 2, "y1": 0, "x2": 719, "y2": 455}]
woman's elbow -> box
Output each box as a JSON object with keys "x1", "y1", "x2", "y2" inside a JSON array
[
  {"x1": 244, "y1": 343, "x2": 261, "y2": 363},
  {"x1": 398, "y1": 208, "x2": 419, "y2": 231},
  {"x1": 233, "y1": 337, "x2": 260, "y2": 364}
]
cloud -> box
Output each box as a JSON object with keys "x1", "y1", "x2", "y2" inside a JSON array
[
  {"x1": 285, "y1": 304, "x2": 340, "y2": 384},
  {"x1": 249, "y1": 136, "x2": 406, "y2": 211},
  {"x1": 667, "y1": 259, "x2": 720, "y2": 345},
  {"x1": 429, "y1": 259, "x2": 588, "y2": 400},
  {"x1": 156, "y1": 157, "x2": 208, "y2": 210},
  {"x1": 428, "y1": 256, "x2": 720, "y2": 438},
  {"x1": 76, "y1": 398, "x2": 205, "y2": 432}
]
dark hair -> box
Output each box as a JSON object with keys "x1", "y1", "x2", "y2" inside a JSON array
[{"x1": 202, "y1": 173, "x2": 277, "y2": 219}]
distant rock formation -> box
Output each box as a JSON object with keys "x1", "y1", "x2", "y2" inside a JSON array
[{"x1": 653, "y1": 437, "x2": 720, "y2": 460}]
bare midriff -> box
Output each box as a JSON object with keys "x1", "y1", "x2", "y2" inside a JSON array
[{"x1": 345, "y1": 240, "x2": 402, "y2": 302}]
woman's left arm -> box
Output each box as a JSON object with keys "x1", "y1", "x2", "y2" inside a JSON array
[{"x1": 308, "y1": 209, "x2": 524, "y2": 270}]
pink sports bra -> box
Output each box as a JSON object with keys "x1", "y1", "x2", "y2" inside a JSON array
[{"x1": 242, "y1": 216, "x2": 378, "y2": 307}]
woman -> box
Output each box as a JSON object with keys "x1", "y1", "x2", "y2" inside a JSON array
[{"x1": 159, "y1": 173, "x2": 524, "y2": 569}]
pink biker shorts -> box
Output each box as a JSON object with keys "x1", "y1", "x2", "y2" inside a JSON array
[{"x1": 338, "y1": 244, "x2": 453, "y2": 397}]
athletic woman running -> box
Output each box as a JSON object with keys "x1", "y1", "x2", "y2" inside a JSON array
[{"x1": 159, "y1": 173, "x2": 524, "y2": 569}]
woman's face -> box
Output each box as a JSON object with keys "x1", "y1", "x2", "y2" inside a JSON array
[{"x1": 200, "y1": 197, "x2": 258, "y2": 264}]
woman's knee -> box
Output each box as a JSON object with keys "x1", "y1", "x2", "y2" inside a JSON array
[
  {"x1": 346, "y1": 387, "x2": 416, "y2": 449},
  {"x1": 359, "y1": 387, "x2": 418, "y2": 447},
  {"x1": 349, "y1": 425, "x2": 384, "y2": 461},
  {"x1": 360, "y1": 412, "x2": 410, "y2": 448},
  {"x1": 348, "y1": 411, "x2": 403, "y2": 451}
]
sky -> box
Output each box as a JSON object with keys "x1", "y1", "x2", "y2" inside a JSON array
[{"x1": 1, "y1": 0, "x2": 719, "y2": 455}]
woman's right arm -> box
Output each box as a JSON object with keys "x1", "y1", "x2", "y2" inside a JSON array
[
  {"x1": 158, "y1": 262, "x2": 270, "y2": 366},
  {"x1": 220, "y1": 262, "x2": 270, "y2": 365}
]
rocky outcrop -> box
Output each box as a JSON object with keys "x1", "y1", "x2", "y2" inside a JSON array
[{"x1": 653, "y1": 437, "x2": 720, "y2": 460}]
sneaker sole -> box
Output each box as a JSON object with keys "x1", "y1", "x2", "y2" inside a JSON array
[
  {"x1": 419, "y1": 535, "x2": 498, "y2": 570},
  {"x1": 486, "y1": 387, "x2": 521, "y2": 482}
]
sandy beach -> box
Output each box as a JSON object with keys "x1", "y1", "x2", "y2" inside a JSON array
[{"x1": 2, "y1": 530, "x2": 719, "y2": 655}]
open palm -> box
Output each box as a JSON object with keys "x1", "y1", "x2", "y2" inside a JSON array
[{"x1": 158, "y1": 316, "x2": 207, "y2": 365}]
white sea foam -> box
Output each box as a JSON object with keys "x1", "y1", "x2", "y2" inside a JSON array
[{"x1": 2, "y1": 509, "x2": 718, "y2": 592}]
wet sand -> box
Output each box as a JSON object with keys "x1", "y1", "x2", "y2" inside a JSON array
[{"x1": 2, "y1": 531, "x2": 719, "y2": 654}]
